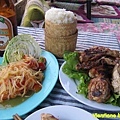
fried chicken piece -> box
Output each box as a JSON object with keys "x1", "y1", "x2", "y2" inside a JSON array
[
  {"x1": 88, "y1": 76, "x2": 111, "y2": 103},
  {"x1": 41, "y1": 113, "x2": 59, "y2": 120}
]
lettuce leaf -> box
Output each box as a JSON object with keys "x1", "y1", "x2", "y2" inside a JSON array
[
  {"x1": 106, "y1": 93, "x2": 120, "y2": 107},
  {"x1": 62, "y1": 51, "x2": 90, "y2": 96}
]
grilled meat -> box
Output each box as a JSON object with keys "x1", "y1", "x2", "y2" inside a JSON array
[
  {"x1": 89, "y1": 65, "x2": 113, "y2": 79},
  {"x1": 88, "y1": 76, "x2": 111, "y2": 103},
  {"x1": 75, "y1": 46, "x2": 120, "y2": 103},
  {"x1": 76, "y1": 46, "x2": 120, "y2": 70},
  {"x1": 100, "y1": 56, "x2": 120, "y2": 66},
  {"x1": 76, "y1": 56, "x2": 118, "y2": 70},
  {"x1": 79, "y1": 46, "x2": 120, "y2": 63},
  {"x1": 112, "y1": 63, "x2": 120, "y2": 95},
  {"x1": 89, "y1": 65, "x2": 106, "y2": 78}
]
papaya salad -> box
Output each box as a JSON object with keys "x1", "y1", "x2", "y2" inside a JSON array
[
  {"x1": 62, "y1": 46, "x2": 120, "y2": 107},
  {"x1": 0, "y1": 34, "x2": 46, "y2": 102}
]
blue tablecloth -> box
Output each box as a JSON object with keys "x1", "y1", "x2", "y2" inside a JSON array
[{"x1": 18, "y1": 26, "x2": 120, "y2": 120}]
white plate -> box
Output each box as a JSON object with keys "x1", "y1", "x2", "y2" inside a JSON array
[
  {"x1": 59, "y1": 62, "x2": 120, "y2": 111},
  {"x1": 25, "y1": 105, "x2": 98, "y2": 120},
  {"x1": 0, "y1": 50, "x2": 59, "y2": 120}
]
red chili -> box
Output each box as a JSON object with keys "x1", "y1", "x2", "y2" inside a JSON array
[{"x1": 38, "y1": 62, "x2": 46, "y2": 71}]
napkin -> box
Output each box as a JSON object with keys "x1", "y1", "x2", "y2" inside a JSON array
[{"x1": 21, "y1": 0, "x2": 50, "y2": 27}]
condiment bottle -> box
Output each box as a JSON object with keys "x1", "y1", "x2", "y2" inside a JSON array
[{"x1": 0, "y1": 0, "x2": 18, "y2": 56}]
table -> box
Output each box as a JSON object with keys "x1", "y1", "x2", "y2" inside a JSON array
[{"x1": 18, "y1": 26, "x2": 120, "y2": 120}]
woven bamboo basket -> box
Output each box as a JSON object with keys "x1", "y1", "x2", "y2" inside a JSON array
[
  {"x1": 45, "y1": 29, "x2": 78, "y2": 58},
  {"x1": 45, "y1": 20, "x2": 77, "y2": 37}
]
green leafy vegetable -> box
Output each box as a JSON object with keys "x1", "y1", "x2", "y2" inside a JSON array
[
  {"x1": 63, "y1": 51, "x2": 79, "y2": 71},
  {"x1": 106, "y1": 93, "x2": 120, "y2": 106},
  {"x1": 62, "y1": 51, "x2": 90, "y2": 96},
  {"x1": 2, "y1": 34, "x2": 42, "y2": 65}
]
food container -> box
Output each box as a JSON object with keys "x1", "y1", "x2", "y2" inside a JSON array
[
  {"x1": 44, "y1": 8, "x2": 78, "y2": 58},
  {"x1": 45, "y1": 30, "x2": 78, "y2": 58},
  {"x1": 45, "y1": 20, "x2": 77, "y2": 37}
]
